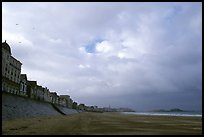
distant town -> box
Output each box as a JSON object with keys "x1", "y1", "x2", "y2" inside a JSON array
[{"x1": 2, "y1": 41, "x2": 135, "y2": 113}]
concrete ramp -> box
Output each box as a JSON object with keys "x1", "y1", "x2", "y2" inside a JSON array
[
  {"x1": 2, "y1": 93, "x2": 61, "y2": 120},
  {"x1": 54, "y1": 105, "x2": 79, "y2": 115}
]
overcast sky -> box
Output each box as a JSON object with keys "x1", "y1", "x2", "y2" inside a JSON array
[{"x1": 2, "y1": 2, "x2": 202, "y2": 111}]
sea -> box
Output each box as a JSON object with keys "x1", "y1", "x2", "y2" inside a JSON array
[{"x1": 121, "y1": 111, "x2": 202, "y2": 117}]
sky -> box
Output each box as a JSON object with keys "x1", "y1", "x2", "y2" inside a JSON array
[{"x1": 2, "y1": 2, "x2": 202, "y2": 111}]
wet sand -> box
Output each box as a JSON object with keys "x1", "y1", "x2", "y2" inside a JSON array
[{"x1": 2, "y1": 112, "x2": 202, "y2": 135}]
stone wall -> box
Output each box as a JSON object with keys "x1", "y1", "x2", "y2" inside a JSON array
[{"x1": 2, "y1": 92, "x2": 79, "y2": 120}]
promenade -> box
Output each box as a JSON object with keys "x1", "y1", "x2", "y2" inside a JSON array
[{"x1": 2, "y1": 112, "x2": 202, "y2": 135}]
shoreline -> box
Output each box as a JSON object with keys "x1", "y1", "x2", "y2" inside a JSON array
[
  {"x1": 120, "y1": 111, "x2": 202, "y2": 117},
  {"x1": 2, "y1": 112, "x2": 202, "y2": 135}
]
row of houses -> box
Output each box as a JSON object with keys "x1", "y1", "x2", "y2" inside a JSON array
[
  {"x1": 2, "y1": 41, "x2": 106, "y2": 112},
  {"x1": 20, "y1": 74, "x2": 74, "y2": 108},
  {"x1": 2, "y1": 41, "x2": 73, "y2": 108}
]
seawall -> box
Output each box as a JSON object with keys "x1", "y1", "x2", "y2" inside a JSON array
[{"x1": 2, "y1": 92, "x2": 79, "y2": 120}]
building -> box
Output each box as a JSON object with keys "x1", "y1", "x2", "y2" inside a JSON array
[
  {"x1": 43, "y1": 87, "x2": 51, "y2": 102},
  {"x1": 27, "y1": 80, "x2": 37, "y2": 99},
  {"x1": 2, "y1": 41, "x2": 22, "y2": 94},
  {"x1": 50, "y1": 92, "x2": 59, "y2": 104},
  {"x1": 59, "y1": 95, "x2": 73, "y2": 108},
  {"x1": 72, "y1": 102, "x2": 78, "y2": 109},
  {"x1": 78, "y1": 103, "x2": 86, "y2": 111},
  {"x1": 36, "y1": 85, "x2": 44, "y2": 101},
  {"x1": 59, "y1": 96, "x2": 67, "y2": 107},
  {"x1": 20, "y1": 74, "x2": 27, "y2": 96}
]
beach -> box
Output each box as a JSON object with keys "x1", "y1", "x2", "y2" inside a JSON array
[{"x1": 2, "y1": 112, "x2": 202, "y2": 135}]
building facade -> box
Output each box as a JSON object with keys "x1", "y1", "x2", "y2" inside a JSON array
[
  {"x1": 27, "y1": 80, "x2": 37, "y2": 99},
  {"x1": 50, "y1": 92, "x2": 59, "y2": 104},
  {"x1": 59, "y1": 96, "x2": 67, "y2": 107},
  {"x1": 20, "y1": 74, "x2": 27, "y2": 96},
  {"x1": 36, "y1": 85, "x2": 44, "y2": 101},
  {"x1": 2, "y1": 41, "x2": 22, "y2": 94},
  {"x1": 59, "y1": 95, "x2": 73, "y2": 108},
  {"x1": 43, "y1": 87, "x2": 51, "y2": 102}
]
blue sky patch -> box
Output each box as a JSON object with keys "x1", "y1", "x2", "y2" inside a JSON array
[{"x1": 85, "y1": 37, "x2": 104, "y2": 53}]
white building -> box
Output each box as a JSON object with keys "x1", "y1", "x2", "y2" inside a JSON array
[{"x1": 2, "y1": 41, "x2": 22, "y2": 94}]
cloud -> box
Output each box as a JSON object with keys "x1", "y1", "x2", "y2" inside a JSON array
[
  {"x1": 79, "y1": 64, "x2": 90, "y2": 69},
  {"x1": 96, "y1": 41, "x2": 113, "y2": 53},
  {"x1": 2, "y1": 2, "x2": 202, "y2": 111}
]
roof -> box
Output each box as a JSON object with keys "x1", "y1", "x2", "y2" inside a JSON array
[
  {"x1": 2, "y1": 41, "x2": 11, "y2": 54},
  {"x1": 50, "y1": 92, "x2": 59, "y2": 97},
  {"x1": 60, "y1": 95, "x2": 70, "y2": 98},
  {"x1": 27, "y1": 81, "x2": 37, "y2": 86},
  {"x1": 11, "y1": 56, "x2": 22, "y2": 64},
  {"x1": 20, "y1": 74, "x2": 27, "y2": 81}
]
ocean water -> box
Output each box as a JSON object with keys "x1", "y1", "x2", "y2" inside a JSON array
[{"x1": 122, "y1": 111, "x2": 202, "y2": 117}]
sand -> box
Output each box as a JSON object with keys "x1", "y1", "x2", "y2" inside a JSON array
[{"x1": 2, "y1": 112, "x2": 202, "y2": 135}]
